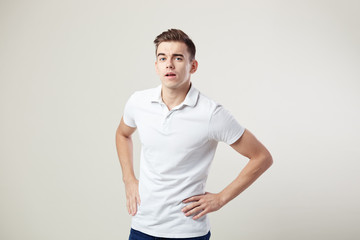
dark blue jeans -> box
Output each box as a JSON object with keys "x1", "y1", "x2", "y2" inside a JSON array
[{"x1": 129, "y1": 228, "x2": 211, "y2": 240}]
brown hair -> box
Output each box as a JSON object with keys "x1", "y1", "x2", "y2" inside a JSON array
[{"x1": 154, "y1": 29, "x2": 196, "y2": 61}]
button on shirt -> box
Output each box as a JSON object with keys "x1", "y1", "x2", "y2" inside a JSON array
[{"x1": 123, "y1": 84, "x2": 245, "y2": 238}]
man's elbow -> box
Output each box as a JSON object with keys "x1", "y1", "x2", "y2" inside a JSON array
[{"x1": 263, "y1": 152, "x2": 273, "y2": 169}]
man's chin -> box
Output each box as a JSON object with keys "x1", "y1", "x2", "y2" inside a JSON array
[
  {"x1": 161, "y1": 80, "x2": 179, "y2": 89},
  {"x1": 161, "y1": 79, "x2": 190, "y2": 90}
]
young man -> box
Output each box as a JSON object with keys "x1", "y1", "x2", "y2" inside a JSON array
[{"x1": 116, "y1": 29, "x2": 273, "y2": 240}]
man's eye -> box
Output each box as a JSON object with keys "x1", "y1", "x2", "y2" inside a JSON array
[
  {"x1": 175, "y1": 57, "x2": 182, "y2": 61},
  {"x1": 159, "y1": 58, "x2": 166, "y2": 61}
]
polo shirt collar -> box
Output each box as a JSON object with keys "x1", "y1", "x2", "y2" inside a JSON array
[
  {"x1": 182, "y1": 83, "x2": 199, "y2": 107},
  {"x1": 151, "y1": 83, "x2": 199, "y2": 108}
]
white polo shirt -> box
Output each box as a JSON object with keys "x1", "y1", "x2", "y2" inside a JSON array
[{"x1": 123, "y1": 83, "x2": 245, "y2": 238}]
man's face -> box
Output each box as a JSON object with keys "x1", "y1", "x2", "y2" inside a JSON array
[{"x1": 155, "y1": 41, "x2": 198, "y2": 90}]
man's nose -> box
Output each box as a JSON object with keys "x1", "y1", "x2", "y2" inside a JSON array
[{"x1": 166, "y1": 59, "x2": 174, "y2": 68}]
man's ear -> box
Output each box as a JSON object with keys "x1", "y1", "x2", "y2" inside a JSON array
[{"x1": 190, "y1": 60, "x2": 198, "y2": 74}]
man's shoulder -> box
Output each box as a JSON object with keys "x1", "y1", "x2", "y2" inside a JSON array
[
  {"x1": 132, "y1": 85, "x2": 159, "y2": 96},
  {"x1": 128, "y1": 85, "x2": 160, "y2": 102},
  {"x1": 196, "y1": 89, "x2": 221, "y2": 110},
  {"x1": 195, "y1": 89, "x2": 232, "y2": 119}
]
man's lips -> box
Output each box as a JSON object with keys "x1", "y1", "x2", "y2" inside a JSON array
[{"x1": 165, "y1": 72, "x2": 176, "y2": 77}]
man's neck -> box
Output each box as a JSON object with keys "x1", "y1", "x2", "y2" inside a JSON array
[{"x1": 161, "y1": 82, "x2": 191, "y2": 110}]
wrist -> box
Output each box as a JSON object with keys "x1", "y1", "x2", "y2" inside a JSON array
[
  {"x1": 218, "y1": 192, "x2": 228, "y2": 207},
  {"x1": 123, "y1": 175, "x2": 137, "y2": 184}
]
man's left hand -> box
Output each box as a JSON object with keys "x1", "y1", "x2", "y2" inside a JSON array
[{"x1": 181, "y1": 192, "x2": 224, "y2": 220}]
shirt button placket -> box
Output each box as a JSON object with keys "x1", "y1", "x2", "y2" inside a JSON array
[
  {"x1": 163, "y1": 111, "x2": 173, "y2": 133},
  {"x1": 161, "y1": 104, "x2": 171, "y2": 133}
]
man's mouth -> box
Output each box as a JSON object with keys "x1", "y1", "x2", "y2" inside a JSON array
[{"x1": 165, "y1": 72, "x2": 176, "y2": 77}]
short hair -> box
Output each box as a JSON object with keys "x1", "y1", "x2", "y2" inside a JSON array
[{"x1": 154, "y1": 29, "x2": 196, "y2": 61}]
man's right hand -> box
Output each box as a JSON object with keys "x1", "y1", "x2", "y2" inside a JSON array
[{"x1": 124, "y1": 178, "x2": 141, "y2": 216}]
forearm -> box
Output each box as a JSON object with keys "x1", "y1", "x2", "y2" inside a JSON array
[
  {"x1": 219, "y1": 154, "x2": 273, "y2": 206},
  {"x1": 115, "y1": 131, "x2": 136, "y2": 183},
  {"x1": 181, "y1": 155, "x2": 272, "y2": 220},
  {"x1": 115, "y1": 120, "x2": 140, "y2": 215}
]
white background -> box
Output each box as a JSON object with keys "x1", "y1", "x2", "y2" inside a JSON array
[{"x1": 1, "y1": 0, "x2": 359, "y2": 239}]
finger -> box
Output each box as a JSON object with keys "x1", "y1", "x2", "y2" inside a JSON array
[
  {"x1": 126, "y1": 199, "x2": 131, "y2": 215},
  {"x1": 129, "y1": 199, "x2": 133, "y2": 215},
  {"x1": 182, "y1": 201, "x2": 201, "y2": 213},
  {"x1": 183, "y1": 196, "x2": 201, "y2": 203},
  {"x1": 131, "y1": 198, "x2": 138, "y2": 215},
  {"x1": 185, "y1": 205, "x2": 203, "y2": 217},
  {"x1": 129, "y1": 197, "x2": 134, "y2": 215},
  {"x1": 182, "y1": 195, "x2": 202, "y2": 203},
  {"x1": 193, "y1": 209, "x2": 207, "y2": 220}
]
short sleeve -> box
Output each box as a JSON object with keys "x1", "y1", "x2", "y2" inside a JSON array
[
  {"x1": 208, "y1": 105, "x2": 245, "y2": 144},
  {"x1": 123, "y1": 93, "x2": 137, "y2": 128}
]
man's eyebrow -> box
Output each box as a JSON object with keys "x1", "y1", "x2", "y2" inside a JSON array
[{"x1": 156, "y1": 53, "x2": 184, "y2": 57}]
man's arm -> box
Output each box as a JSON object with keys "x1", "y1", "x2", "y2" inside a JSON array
[
  {"x1": 115, "y1": 117, "x2": 140, "y2": 216},
  {"x1": 182, "y1": 129, "x2": 273, "y2": 220}
]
